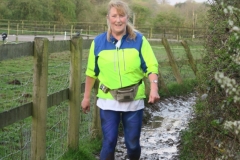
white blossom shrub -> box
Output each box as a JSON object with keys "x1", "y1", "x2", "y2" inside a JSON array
[
  {"x1": 215, "y1": 72, "x2": 240, "y2": 103},
  {"x1": 214, "y1": 1, "x2": 240, "y2": 159}
]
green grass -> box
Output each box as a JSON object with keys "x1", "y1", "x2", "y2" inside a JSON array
[
  {"x1": 0, "y1": 56, "x2": 33, "y2": 112},
  {"x1": 178, "y1": 100, "x2": 210, "y2": 160},
  {"x1": 0, "y1": 50, "x2": 89, "y2": 112},
  {"x1": 61, "y1": 137, "x2": 102, "y2": 160},
  {"x1": 159, "y1": 78, "x2": 198, "y2": 98},
  {"x1": 152, "y1": 43, "x2": 205, "y2": 63}
]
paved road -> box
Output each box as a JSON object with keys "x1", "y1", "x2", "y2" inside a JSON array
[{"x1": 4, "y1": 34, "x2": 95, "y2": 43}]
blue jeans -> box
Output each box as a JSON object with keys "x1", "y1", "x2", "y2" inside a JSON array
[{"x1": 100, "y1": 109, "x2": 143, "y2": 160}]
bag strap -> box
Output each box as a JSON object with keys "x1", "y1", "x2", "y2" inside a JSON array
[{"x1": 99, "y1": 80, "x2": 142, "y2": 93}]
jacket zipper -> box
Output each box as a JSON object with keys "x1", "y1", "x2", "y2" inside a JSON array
[{"x1": 116, "y1": 48, "x2": 123, "y2": 88}]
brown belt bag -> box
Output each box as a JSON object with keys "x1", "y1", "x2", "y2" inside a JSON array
[
  {"x1": 110, "y1": 84, "x2": 139, "y2": 102},
  {"x1": 99, "y1": 81, "x2": 141, "y2": 102}
]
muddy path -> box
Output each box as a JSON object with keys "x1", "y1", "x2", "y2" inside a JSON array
[{"x1": 114, "y1": 93, "x2": 197, "y2": 160}]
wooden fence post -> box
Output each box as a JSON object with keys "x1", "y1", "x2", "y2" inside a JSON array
[
  {"x1": 16, "y1": 24, "x2": 19, "y2": 42},
  {"x1": 71, "y1": 25, "x2": 73, "y2": 38},
  {"x1": 35, "y1": 21, "x2": 37, "y2": 36},
  {"x1": 53, "y1": 25, "x2": 56, "y2": 41},
  {"x1": 31, "y1": 37, "x2": 49, "y2": 160},
  {"x1": 177, "y1": 28, "x2": 180, "y2": 41},
  {"x1": 181, "y1": 40, "x2": 198, "y2": 75},
  {"x1": 91, "y1": 80, "x2": 102, "y2": 138},
  {"x1": 162, "y1": 37, "x2": 183, "y2": 84},
  {"x1": 48, "y1": 22, "x2": 50, "y2": 34},
  {"x1": 68, "y1": 36, "x2": 82, "y2": 150},
  {"x1": 21, "y1": 20, "x2": 24, "y2": 34},
  {"x1": 8, "y1": 21, "x2": 10, "y2": 35},
  {"x1": 158, "y1": 66, "x2": 169, "y2": 94},
  {"x1": 149, "y1": 27, "x2": 152, "y2": 39},
  {"x1": 87, "y1": 25, "x2": 90, "y2": 39}
]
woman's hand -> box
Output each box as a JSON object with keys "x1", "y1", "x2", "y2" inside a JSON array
[
  {"x1": 148, "y1": 74, "x2": 160, "y2": 103},
  {"x1": 81, "y1": 76, "x2": 96, "y2": 114},
  {"x1": 81, "y1": 98, "x2": 90, "y2": 114},
  {"x1": 148, "y1": 88, "x2": 160, "y2": 104}
]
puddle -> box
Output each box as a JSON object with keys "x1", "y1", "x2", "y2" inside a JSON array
[
  {"x1": 115, "y1": 93, "x2": 197, "y2": 160},
  {"x1": 150, "y1": 116, "x2": 164, "y2": 129}
]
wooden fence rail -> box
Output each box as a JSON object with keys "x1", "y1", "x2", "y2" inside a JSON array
[
  {"x1": 0, "y1": 37, "x2": 200, "y2": 159},
  {"x1": 0, "y1": 39, "x2": 92, "y2": 61},
  {"x1": 0, "y1": 19, "x2": 207, "y2": 40}
]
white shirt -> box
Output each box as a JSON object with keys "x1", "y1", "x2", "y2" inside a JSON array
[
  {"x1": 97, "y1": 39, "x2": 145, "y2": 111},
  {"x1": 97, "y1": 98, "x2": 145, "y2": 111}
]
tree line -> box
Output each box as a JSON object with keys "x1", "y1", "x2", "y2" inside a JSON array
[{"x1": 0, "y1": 0, "x2": 209, "y2": 28}]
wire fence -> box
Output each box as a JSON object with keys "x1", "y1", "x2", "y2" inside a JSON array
[
  {"x1": 0, "y1": 19, "x2": 207, "y2": 43},
  {"x1": 0, "y1": 48, "x2": 97, "y2": 159}
]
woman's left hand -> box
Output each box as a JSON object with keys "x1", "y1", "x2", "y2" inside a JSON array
[
  {"x1": 148, "y1": 73, "x2": 160, "y2": 103},
  {"x1": 148, "y1": 89, "x2": 160, "y2": 104}
]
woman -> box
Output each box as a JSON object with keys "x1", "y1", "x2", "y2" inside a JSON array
[{"x1": 81, "y1": 0, "x2": 160, "y2": 159}]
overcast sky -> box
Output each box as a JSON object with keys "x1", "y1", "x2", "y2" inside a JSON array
[{"x1": 168, "y1": 0, "x2": 207, "y2": 5}]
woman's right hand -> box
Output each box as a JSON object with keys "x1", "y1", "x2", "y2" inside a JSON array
[
  {"x1": 81, "y1": 76, "x2": 96, "y2": 114},
  {"x1": 81, "y1": 98, "x2": 90, "y2": 114}
]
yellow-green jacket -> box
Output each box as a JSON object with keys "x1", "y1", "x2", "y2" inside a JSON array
[{"x1": 86, "y1": 32, "x2": 158, "y2": 100}]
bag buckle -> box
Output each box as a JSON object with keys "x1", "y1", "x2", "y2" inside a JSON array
[{"x1": 100, "y1": 84, "x2": 109, "y2": 93}]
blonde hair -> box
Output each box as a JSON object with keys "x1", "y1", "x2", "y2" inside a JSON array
[{"x1": 107, "y1": 0, "x2": 137, "y2": 41}]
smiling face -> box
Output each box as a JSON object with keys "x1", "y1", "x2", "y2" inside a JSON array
[{"x1": 107, "y1": 6, "x2": 128, "y2": 40}]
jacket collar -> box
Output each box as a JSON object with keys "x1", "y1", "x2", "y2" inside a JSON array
[{"x1": 110, "y1": 33, "x2": 128, "y2": 44}]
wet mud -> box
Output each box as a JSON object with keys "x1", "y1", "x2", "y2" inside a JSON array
[{"x1": 115, "y1": 93, "x2": 196, "y2": 160}]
